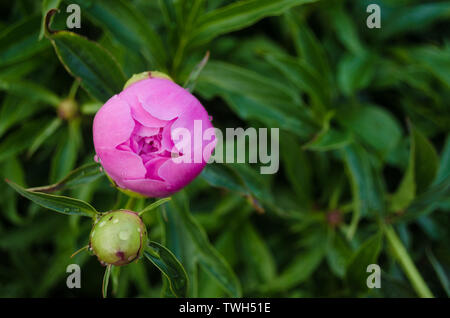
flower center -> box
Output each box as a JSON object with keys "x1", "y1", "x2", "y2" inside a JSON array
[
  {"x1": 139, "y1": 133, "x2": 162, "y2": 154},
  {"x1": 116, "y1": 121, "x2": 174, "y2": 167}
]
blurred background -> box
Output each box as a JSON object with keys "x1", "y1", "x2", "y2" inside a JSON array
[{"x1": 0, "y1": 0, "x2": 449, "y2": 297}]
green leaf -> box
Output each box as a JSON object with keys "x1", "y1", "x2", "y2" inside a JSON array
[
  {"x1": 338, "y1": 52, "x2": 376, "y2": 96},
  {"x1": 239, "y1": 222, "x2": 276, "y2": 284},
  {"x1": 0, "y1": 121, "x2": 43, "y2": 163},
  {"x1": 5, "y1": 179, "x2": 98, "y2": 218},
  {"x1": 50, "y1": 120, "x2": 82, "y2": 183},
  {"x1": 338, "y1": 104, "x2": 402, "y2": 156},
  {"x1": 0, "y1": 96, "x2": 44, "y2": 138},
  {"x1": 303, "y1": 112, "x2": 352, "y2": 151},
  {"x1": 385, "y1": 225, "x2": 433, "y2": 298},
  {"x1": 0, "y1": 79, "x2": 61, "y2": 107},
  {"x1": 285, "y1": 13, "x2": 331, "y2": 80},
  {"x1": 390, "y1": 124, "x2": 439, "y2": 212},
  {"x1": 28, "y1": 117, "x2": 63, "y2": 157},
  {"x1": 304, "y1": 128, "x2": 352, "y2": 151},
  {"x1": 45, "y1": 12, "x2": 126, "y2": 102},
  {"x1": 263, "y1": 52, "x2": 329, "y2": 112},
  {"x1": 342, "y1": 144, "x2": 384, "y2": 238},
  {"x1": 163, "y1": 192, "x2": 242, "y2": 297},
  {"x1": 201, "y1": 163, "x2": 273, "y2": 213},
  {"x1": 390, "y1": 154, "x2": 416, "y2": 213},
  {"x1": 326, "y1": 232, "x2": 352, "y2": 278},
  {"x1": 27, "y1": 162, "x2": 103, "y2": 193},
  {"x1": 397, "y1": 176, "x2": 450, "y2": 223},
  {"x1": 410, "y1": 125, "x2": 439, "y2": 194},
  {"x1": 409, "y1": 46, "x2": 450, "y2": 89},
  {"x1": 1, "y1": 157, "x2": 27, "y2": 225},
  {"x1": 190, "y1": 0, "x2": 317, "y2": 47},
  {"x1": 80, "y1": 101, "x2": 102, "y2": 115},
  {"x1": 329, "y1": 2, "x2": 364, "y2": 54},
  {"x1": 280, "y1": 132, "x2": 312, "y2": 206},
  {"x1": 183, "y1": 51, "x2": 210, "y2": 92},
  {"x1": 426, "y1": 248, "x2": 450, "y2": 297},
  {"x1": 0, "y1": 15, "x2": 50, "y2": 67},
  {"x1": 200, "y1": 163, "x2": 248, "y2": 195},
  {"x1": 346, "y1": 232, "x2": 383, "y2": 291},
  {"x1": 138, "y1": 198, "x2": 171, "y2": 216},
  {"x1": 197, "y1": 61, "x2": 316, "y2": 138},
  {"x1": 436, "y1": 134, "x2": 450, "y2": 185},
  {"x1": 263, "y1": 244, "x2": 325, "y2": 293},
  {"x1": 74, "y1": 0, "x2": 167, "y2": 69},
  {"x1": 102, "y1": 264, "x2": 112, "y2": 298},
  {"x1": 381, "y1": 2, "x2": 450, "y2": 40},
  {"x1": 39, "y1": 0, "x2": 62, "y2": 39},
  {"x1": 143, "y1": 241, "x2": 188, "y2": 297}
]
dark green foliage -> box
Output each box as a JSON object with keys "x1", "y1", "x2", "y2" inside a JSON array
[{"x1": 0, "y1": 0, "x2": 449, "y2": 298}]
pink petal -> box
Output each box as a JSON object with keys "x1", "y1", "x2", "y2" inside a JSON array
[
  {"x1": 161, "y1": 118, "x2": 176, "y2": 152},
  {"x1": 93, "y1": 95, "x2": 134, "y2": 149},
  {"x1": 144, "y1": 157, "x2": 167, "y2": 181},
  {"x1": 121, "y1": 178, "x2": 170, "y2": 198},
  {"x1": 96, "y1": 148, "x2": 146, "y2": 183},
  {"x1": 122, "y1": 78, "x2": 198, "y2": 121},
  {"x1": 135, "y1": 124, "x2": 160, "y2": 137},
  {"x1": 132, "y1": 97, "x2": 167, "y2": 127},
  {"x1": 158, "y1": 159, "x2": 205, "y2": 193}
]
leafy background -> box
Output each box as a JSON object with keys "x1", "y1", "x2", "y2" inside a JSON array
[{"x1": 0, "y1": 0, "x2": 449, "y2": 297}]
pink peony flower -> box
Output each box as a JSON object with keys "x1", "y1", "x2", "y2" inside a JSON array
[{"x1": 93, "y1": 73, "x2": 215, "y2": 198}]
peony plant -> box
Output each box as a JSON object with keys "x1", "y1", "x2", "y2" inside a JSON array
[{"x1": 6, "y1": 70, "x2": 215, "y2": 297}]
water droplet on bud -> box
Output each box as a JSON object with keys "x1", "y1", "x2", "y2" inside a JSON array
[{"x1": 119, "y1": 230, "x2": 130, "y2": 241}]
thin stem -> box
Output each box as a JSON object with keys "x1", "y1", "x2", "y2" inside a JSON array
[
  {"x1": 125, "y1": 196, "x2": 136, "y2": 210},
  {"x1": 70, "y1": 245, "x2": 89, "y2": 258},
  {"x1": 102, "y1": 264, "x2": 112, "y2": 298},
  {"x1": 172, "y1": 36, "x2": 187, "y2": 76},
  {"x1": 139, "y1": 197, "x2": 171, "y2": 217},
  {"x1": 68, "y1": 78, "x2": 81, "y2": 99},
  {"x1": 385, "y1": 225, "x2": 434, "y2": 298}
]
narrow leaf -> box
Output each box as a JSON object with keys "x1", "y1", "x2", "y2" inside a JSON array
[
  {"x1": 27, "y1": 162, "x2": 103, "y2": 193},
  {"x1": 28, "y1": 117, "x2": 63, "y2": 157},
  {"x1": 342, "y1": 144, "x2": 384, "y2": 238},
  {"x1": 184, "y1": 51, "x2": 210, "y2": 92},
  {"x1": 144, "y1": 241, "x2": 188, "y2": 297},
  {"x1": 102, "y1": 264, "x2": 112, "y2": 298},
  {"x1": 346, "y1": 232, "x2": 383, "y2": 291},
  {"x1": 190, "y1": 0, "x2": 317, "y2": 47},
  {"x1": 0, "y1": 79, "x2": 61, "y2": 107},
  {"x1": 0, "y1": 15, "x2": 50, "y2": 67},
  {"x1": 164, "y1": 192, "x2": 242, "y2": 297},
  {"x1": 426, "y1": 249, "x2": 450, "y2": 297},
  {"x1": 139, "y1": 198, "x2": 171, "y2": 216},
  {"x1": 5, "y1": 179, "x2": 98, "y2": 218},
  {"x1": 45, "y1": 10, "x2": 126, "y2": 102},
  {"x1": 75, "y1": 0, "x2": 167, "y2": 69}
]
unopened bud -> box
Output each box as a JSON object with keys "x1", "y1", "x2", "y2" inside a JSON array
[{"x1": 89, "y1": 210, "x2": 147, "y2": 266}]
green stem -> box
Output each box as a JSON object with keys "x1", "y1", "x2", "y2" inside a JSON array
[
  {"x1": 172, "y1": 37, "x2": 187, "y2": 76},
  {"x1": 385, "y1": 225, "x2": 433, "y2": 298},
  {"x1": 68, "y1": 79, "x2": 81, "y2": 99},
  {"x1": 70, "y1": 245, "x2": 89, "y2": 258},
  {"x1": 125, "y1": 196, "x2": 136, "y2": 210}
]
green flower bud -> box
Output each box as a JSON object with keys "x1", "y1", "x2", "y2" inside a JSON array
[
  {"x1": 89, "y1": 210, "x2": 147, "y2": 266},
  {"x1": 58, "y1": 98, "x2": 78, "y2": 120}
]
